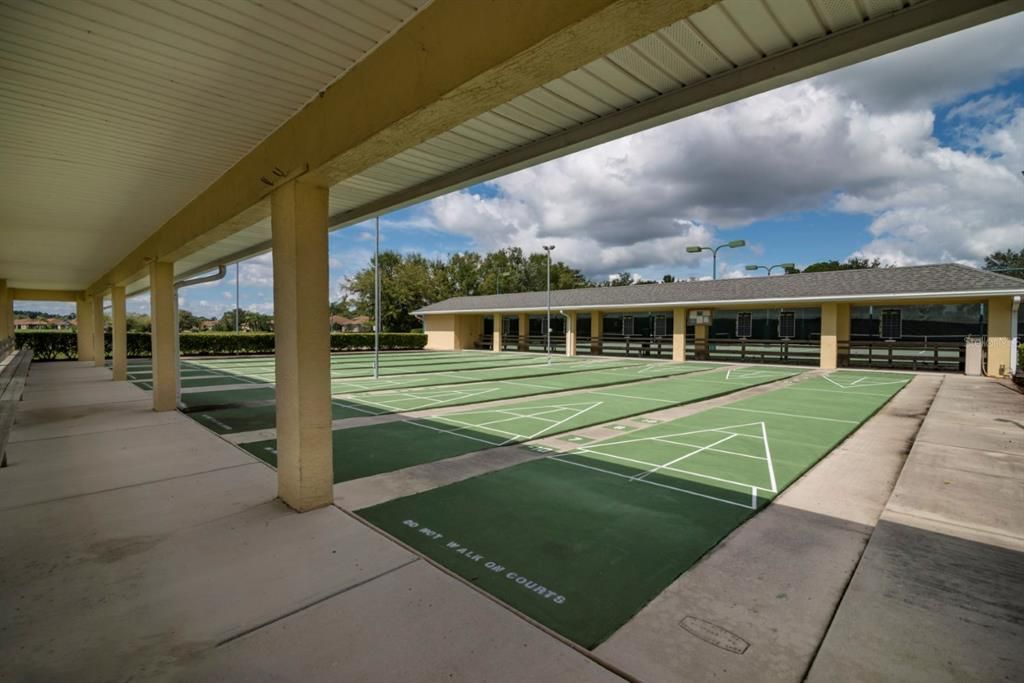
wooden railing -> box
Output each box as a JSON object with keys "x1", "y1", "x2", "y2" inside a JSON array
[
  {"x1": 693, "y1": 339, "x2": 820, "y2": 365},
  {"x1": 847, "y1": 340, "x2": 967, "y2": 371}
]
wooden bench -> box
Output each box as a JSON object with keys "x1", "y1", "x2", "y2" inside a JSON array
[{"x1": 0, "y1": 347, "x2": 33, "y2": 468}]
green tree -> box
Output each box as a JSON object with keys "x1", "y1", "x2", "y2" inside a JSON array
[
  {"x1": 983, "y1": 248, "x2": 1024, "y2": 279},
  {"x1": 126, "y1": 313, "x2": 151, "y2": 333},
  {"x1": 178, "y1": 309, "x2": 204, "y2": 332},
  {"x1": 801, "y1": 257, "x2": 886, "y2": 273}
]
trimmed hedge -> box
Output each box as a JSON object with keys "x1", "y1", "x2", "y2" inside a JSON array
[{"x1": 15, "y1": 330, "x2": 427, "y2": 360}]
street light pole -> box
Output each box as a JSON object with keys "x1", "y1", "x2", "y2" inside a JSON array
[
  {"x1": 745, "y1": 262, "x2": 796, "y2": 276},
  {"x1": 373, "y1": 216, "x2": 381, "y2": 380},
  {"x1": 686, "y1": 240, "x2": 747, "y2": 279},
  {"x1": 542, "y1": 245, "x2": 555, "y2": 364},
  {"x1": 234, "y1": 262, "x2": 240, "y2": 333}
]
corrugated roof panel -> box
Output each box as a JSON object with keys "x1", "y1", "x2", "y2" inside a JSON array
[
  {"x1": 661, "y1": 19, "x2": 734, "y2": 76},
  {"x1": 812, "y1": 0, "x2": 867, "y2": 32},
  {"x1": 516, "y1": 87, "x2": 600, "y2": 125},
  {"x1": 492, "y1": 100, "x2": 568, "y2": 136},
  {"x1": 604, "y1": 45, "x2": 679, "y2": 95},
  {"x1": 764, "y1": 0, "x2": 827, "y2": 44},
  {"x1": 584, "y1": 55, "x2": 661, "y2": 101},
  {"x1": 474, "y1": 110, "x2": 550, "y2": 144},
  {"x1": 864, "y1": 0, "x2": 911, "y2": 14},
  {"x1": 689, "y1": 2, "x2": 764, "y2": 65},
  {"x1": 720, "y1": 0, "x2": 793, "y2": 55},
  {"x1": 561, "y1": 67, "x2": 636, "y2": 111}
]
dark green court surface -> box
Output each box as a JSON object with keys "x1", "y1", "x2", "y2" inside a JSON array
[
  {"x1": 192, "y1": 400, "x2": 374, "y2": 434},
  {"x1": 358, "y1": 371, "x2": 910, "y2": 648},
  {"x1": 179, "y1": 386, "x2": 276, "y2": 409},
  {"x1": 241, "y1": 366, "x2": 800, "y2": 484}
]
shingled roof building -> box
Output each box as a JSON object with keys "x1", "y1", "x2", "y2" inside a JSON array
[{"x1": 415, "y1": 264, "x2": 1024, "y2": 376}]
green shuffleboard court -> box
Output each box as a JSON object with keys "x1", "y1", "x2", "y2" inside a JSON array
[
  {"x1": 357, "y1": 371, "x2": 911, "y2": 648},
  {"x1": 241, "y1": 366, "x2": 801, "y2": 483},
  {"x1": 182, "y1": 362, "x2": 718, "y2": 434}
]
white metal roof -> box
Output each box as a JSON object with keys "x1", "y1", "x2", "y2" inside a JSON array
[
  {"x1": 0, "y1": 0, "x2": 429, "y2": 291},
  {"x1": 163, "y1": 0, "x2": 1021, "y2": 292}
]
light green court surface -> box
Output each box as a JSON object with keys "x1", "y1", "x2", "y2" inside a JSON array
[
  {"x1": 358, "y1": 371, "x2": 911, "y2": 649},
  {"x1": 241, "y1": 366, "x2": 801, "y2": 483},
  {"x1": 181, "y1": 362, "x2": 720, "y2": 434}
]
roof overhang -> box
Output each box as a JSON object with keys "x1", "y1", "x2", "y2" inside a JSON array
[{"x1": 415, "y1": 288, "x2": 1024, "y2": 315}]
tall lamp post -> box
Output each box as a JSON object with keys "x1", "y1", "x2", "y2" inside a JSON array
[
  {"x1": 373, "y1": 216, "x2": 381, "y2": 380},
  {"x1": 745, "y1": 262, "x2": 795, "y2": 276},
  {"x1": 686, "y1": 240, "x2": 746, "y2": 279},
  {"x1": 496, "y1": 270, "x2": 511, "y2": 295},
  {"x1": 542, "y1": 245, "x2": 555, "y2": 364}
]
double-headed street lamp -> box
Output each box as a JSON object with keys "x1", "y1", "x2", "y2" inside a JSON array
[
  {"x1": 542, "y1": 245, "x2": 555, "y2": 364},
  {"x1": 686, "y1": 240, "x2": 746, "y2": 280},
  {"x1": 746, "y1": 262, "x2": 795, "y2": 276}
]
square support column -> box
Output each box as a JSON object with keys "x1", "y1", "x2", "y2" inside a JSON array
[
  {"x1": 91, "y1": 294, "x2": 105, "y2": 367},
  {"x1": 820, "y1": 302, "x2": 838, "y2": 370},
  {"x1": 150, "y1": 261, "x2": 179, "y2": 411},
  {"x1": 518, "y1": 313, "x2": 529, "y2": 351},
  {"x1": 986, "y1": 297, "x2": 1013, "y2": 377},
  {"x1": 672, "y1": 307, "x2": 687, "y2": 362},
  {"x1": 566, "y1": 311, "x2": 577, "y2": 356},
  {"x1": 0, "y1": 279, "x2": 9, "y2": 343},
  {"x1": 76, "y1": 295, "x2": 95, "y2": 362},
  {"x1": 493, "y1": 313, "x2": 502, "y2": 352},
  {"x1": 111, "y1": 286, "x2": 127, "y2": 381},
  {"x1": 272, "y1": 179, "x2": 333, "y2": 512},
  {"x1": 590, "y1": 311, "x2": 602, "y2": 355},
  {"x1": 836, "y1": 303, "x2": 850, "y2": 368}
]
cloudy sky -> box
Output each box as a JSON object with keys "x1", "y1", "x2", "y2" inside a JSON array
[{"x1": 21, "y1": 12, "x2": 1024, "y2": 317}]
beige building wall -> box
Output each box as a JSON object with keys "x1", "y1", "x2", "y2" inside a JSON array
[
  {"x1": 672, "y1": 307, "x2": 687, "y2": 362},
  {"x1": 987, "y1": 296, "x2": 1014, "y2": 377},
  {"x1": 425, "y1": 313, "x2": 456, "y2": 350}
]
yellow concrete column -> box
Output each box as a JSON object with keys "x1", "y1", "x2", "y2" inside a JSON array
[
  {"x1": 836, "y1": 303, "x2": 850, "y2": 368},
  {"x1": 820, "y1": 302, "x2": 838, "y2": 370},
  {"x1": 92, "y1": 294, "x2": 105, "y2": 368},
  {"x1": 150, "y1": 261, "x2": 178, "y2": 411},
  {"x1": 492, "y1": 314, "x2": 502, "y2": 352},
  {"x1": 518, "y1": 312, "x2": 529, "y2": 352},
  {"x1": 566, "y1": 311, "x2": 577, "y2": 357},
  {"x1": 0, "y1": 279, "x2": 9, "y2": 342},
  {"x1": 76, "y1": 295, "x2": 95, "y2": 362},
  {"x1": 986, "y1": 297, "x2": 1013, "y2": 377},
  {"x1": 111, "y1": 286, "x2": 127, "y2": 381},
  {"x1": 590, "y1": 311, "x2": 602, "y2": 355},
  {"x1": 672, "y1": 307, "x2": 687, "y2": 362},
  {"x1": 271, "y1": 179, "x2": 333, "y2": 512}
]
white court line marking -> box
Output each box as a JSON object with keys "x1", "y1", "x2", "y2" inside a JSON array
[
  {"x1": 575, "y1": 447, "x2": 766, "y2": 492},
  {"x1": 589, "y1": 422, "x2": 766, "y2": 449},
  {"x1": 761, "y1": 421, "x2": 778, "y2": 493},
  {"x1": 822, "y1": 375, "x2": 909, "y2": 389},
  {"x1": 504, "y1": 401, "x2": 603, "y2": 445},
  {"x1": 548, "y1": 457, "x2": 754, "y2": 509},
  {"x1": 650, "y1": 437, "x2": 767, "y2": 461},
  {"x1": 433, "y1": 405, "x2": 579, "y2": 439},
  {"x1": 785, "y1": 387, "x2": 894, "y2": 398},
  {"x1": 632, "y1": 433, "x2": 738, "y2": 481},
  {"x1": 719, "y1": 406, "x2": 859, "y2": 424},
  {"x1": 588, "y1": 391, "x2": 676, "y2": 404},
  {"x1": 405, "y1": 420, "x2": 506, "y2": 447}
]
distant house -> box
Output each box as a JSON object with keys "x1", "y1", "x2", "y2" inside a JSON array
[
  {"x1": 331, "y1": 315, "x2": 370, "y2": 332},
  {"x1": 14, "y1": 317, "x2": 73, "y2": 330},
  {"x1": 199, "y1": 320, "x2": 218, "y2": 331}
]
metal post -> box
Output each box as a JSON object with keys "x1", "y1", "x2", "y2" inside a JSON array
[
  {"x1": 373, "y1": 216, "x2": 381, "y2": 380},
  {"x1": 234, "y1": 262, "x2": 240, "y2": 333},
  {"x1": 543, "y1": 245, "x2": 555, "y2": 364}
]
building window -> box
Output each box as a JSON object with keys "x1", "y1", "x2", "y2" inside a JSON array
[
  {"x1": 779, "y1": 311, "x2": 795, "y2": 339},
  {"x1": 503, "y1": 316, "x2": 513, "y2": 335},
  {"x1": 653, "y1": 315, "x2": 667, "y2": 337},
  {"x1": 623, "y1": 315, "x2": 635, "y2": 336},
  {"x1": 880, "y1": 309, "x2": 902, "y2": 340},
  {"x1": 736, "y1": 312, "x2": 752, "y2": 338}
]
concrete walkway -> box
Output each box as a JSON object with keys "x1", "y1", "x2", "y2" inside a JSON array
[
  {"x1": 0, "y1": 362, "x2": 621, "y2": 682},
  {"x1": 4, "y1": 362, "x2": 1020, "y2": 682},
  {"x1": 808, "y1": 375, "x2": 1024, "y2": 682}
]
